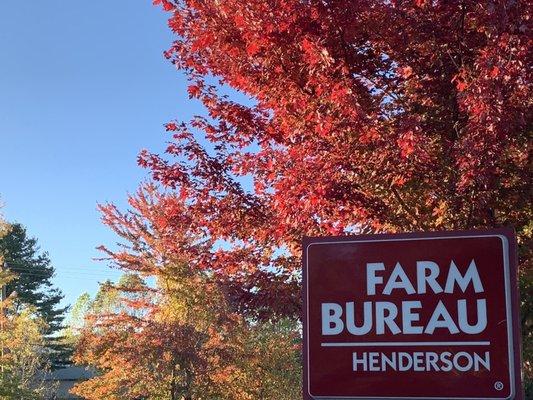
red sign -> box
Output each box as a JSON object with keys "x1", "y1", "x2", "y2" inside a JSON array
[{"x1": 303, "y1": 228, "x2": 523, "y2": 400}]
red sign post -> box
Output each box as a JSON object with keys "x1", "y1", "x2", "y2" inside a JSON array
[{"x1": 303, "y1": 228, "x2": 523, "y2": 400}]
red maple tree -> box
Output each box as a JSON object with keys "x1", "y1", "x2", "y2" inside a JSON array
[{"x1": 139, "y1": 0, "x2": 531, "y2": 314}]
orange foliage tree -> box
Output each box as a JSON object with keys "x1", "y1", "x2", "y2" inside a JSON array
[{"x1": 72, "y1": 188, "x2": 301, "y2": 399}]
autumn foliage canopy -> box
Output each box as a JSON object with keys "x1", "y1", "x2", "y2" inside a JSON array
[
  {"x1": 145, "y1": 0, "x2": 530, "y2": 307},
  {"x1": 73, "y1": 0, "x2": 531, "y2": 398}
]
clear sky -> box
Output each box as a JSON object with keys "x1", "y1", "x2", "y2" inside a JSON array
[{"x1": 0, "y1": 1, "x2": 201, "y2": 309}]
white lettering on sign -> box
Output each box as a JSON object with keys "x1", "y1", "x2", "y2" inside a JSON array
[
  {"x1": 321, "y1": 260, "x2": 487, "y2": 336},
  {"x1": 352, "y1": 351, "x2": 491, "y2": 372}
]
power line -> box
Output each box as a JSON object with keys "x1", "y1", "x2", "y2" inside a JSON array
[
  {"x1": 4, "y1": 259, "x2": 117, "y2": 271},
  {"x1": 8, "y1": 267, "x2": 122, "y2": 278},
  {"x1": 9, "y1": 272, "x2": 123, "y2": 282},
  {"x1": 14, "y1": 271, "x2": 119, "y2": 277},
  {"x1": 12, "y1": 272, "x2": 121, "y2": 281},
  {"x1": 5, "y1": 262, "x2": 123, "y2": 278}
]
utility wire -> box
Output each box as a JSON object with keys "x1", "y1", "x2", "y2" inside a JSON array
[
  {"x1": 8, "y1": 268, "x2": 122, "y2": 278},
  {"x1": 11, "y1": 273, "x2": 121, "y2": 281},
  {"x1": 5, "y1": 262, "x2": 122, "y2": 277},
  {"x1": 5, "y1": 260, "x2": 112, "y2": 268}
]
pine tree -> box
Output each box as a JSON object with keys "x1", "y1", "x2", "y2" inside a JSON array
[{"x1": 0, "y1": 223, "x2": 70, "y2": 367}]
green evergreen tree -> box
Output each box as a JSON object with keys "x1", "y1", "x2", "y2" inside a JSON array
[{"x1": 0, "y1": 223, "x2": 70, "y2": 367}]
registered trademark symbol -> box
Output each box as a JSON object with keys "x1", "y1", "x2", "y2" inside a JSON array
[{"x1": 494, "y1": 381, "x2": 504, "y2": 391}]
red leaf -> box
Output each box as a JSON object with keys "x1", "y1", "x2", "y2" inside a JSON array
[
  {"x1": 246, "y1": 42, "x2": 261, "y2": 56},
  {"x1": 187, "y1": 84, "x2": 201, "y2": 98},
  {"x1": 153, "y1": 0, "x2": 175, "y2": 11}
]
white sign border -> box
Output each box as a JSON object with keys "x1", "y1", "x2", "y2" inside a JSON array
[{"x1": 305, "y1": 234, "x2": 515, "y2": 400}]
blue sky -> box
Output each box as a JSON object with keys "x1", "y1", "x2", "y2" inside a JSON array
[{"x1": 0, "y1": 1, "x2": 201, "y2": 309}]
